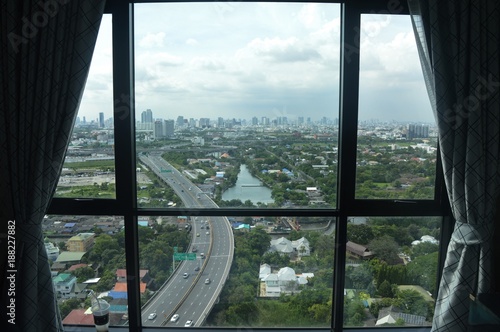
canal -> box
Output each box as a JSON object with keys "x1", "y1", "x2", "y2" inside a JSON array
[{"x1": 222, "y1": 165, "x2": 274, "y2": 204}]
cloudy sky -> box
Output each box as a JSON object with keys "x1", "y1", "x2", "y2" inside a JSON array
[{"x1": 78, "y1": 2, "x2": 434, "y2": 124}]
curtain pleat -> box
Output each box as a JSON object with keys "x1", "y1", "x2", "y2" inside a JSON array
[
  {"x1": 408, "y1": 1, "x2": 500, "y2": 331},
  {"x1": 1, "y1": 1, "x2": 105, "y2": 330}
]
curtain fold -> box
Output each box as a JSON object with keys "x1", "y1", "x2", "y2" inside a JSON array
[
  {"x1": 1, "y1": 1, "x2": 105, "y2": 330},
  {"x1": 408, "y1": 1, "x2": 500, "y2": 331}
]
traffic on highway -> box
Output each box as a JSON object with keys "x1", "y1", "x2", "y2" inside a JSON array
[{"x1": 139, "y1": 155, "x2": 234, "y2": 327}]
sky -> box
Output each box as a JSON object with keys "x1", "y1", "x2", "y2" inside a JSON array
[{"x1": 78, "y1": 2, "x2": 435, "y2": 124}]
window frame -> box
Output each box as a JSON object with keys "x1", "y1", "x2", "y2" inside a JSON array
[{"x1": 48, "y1": 1, "x2": 452, "y2": 331}]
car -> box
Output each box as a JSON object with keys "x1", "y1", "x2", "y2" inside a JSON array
[
  {"x1": 192, "y1": 246, "x2": 197, "y2": 252},
  {"x1": 184, "y1": 320, "x2": 193, "y2": 327},
  {"x1": 196, "y1": 233, "x2": 200, "y2": 237},
  {"x1": 170, "y1": 314, "x2": 180, "y2": 322},
  {"x1": 200, "y1": 225, "x2": 204, "y2": 229},
  {"x1": 200, "y1": 253, "x2": 205, "y2": 259},
  {"x1": 183, "y1": 272, "x2": 189, "y2": 278},
  {"x1": 194, "y1": 266, "x2": 200, "y2": 271},
  {"x1": 206, "y1": 231, "x2": 209, "y2": 235},
  {"x1": 148, "y1": 313, "x2": 157, "y2": 320},
  {"x1": 204, "y1": 278, "x2": 210, "y2": 284}
]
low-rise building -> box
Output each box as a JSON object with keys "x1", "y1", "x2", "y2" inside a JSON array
[
  {"x1": 259, "y1": 265, "x2": 313, "y2": 297},
  {"x1": 52, "y1": 273, "x2": 77, "y2": 299},
  {"x1": 346, "y1": 241, "x2": 374, "y2": 260},
  {"x1": 66, "y1": 232, "x2": 95, "y2": 252}
]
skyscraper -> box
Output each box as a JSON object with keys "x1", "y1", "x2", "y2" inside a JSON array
[
  {"x1": 99, "y1": 112, "x2": 104, "y2": 128},
  {"x1": 154, "y1": 120, "x2": 164, "y2": 138},
  {"x1": 141, "y1": 109, "x2": 153, "y2": 123},
  {"x1": 164, "y1": 120, "x2": 175, "y2": 137}
]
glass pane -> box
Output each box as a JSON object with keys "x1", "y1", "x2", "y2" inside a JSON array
[
  {"x1": 43, "y1": 215, "x2": 128, "y2": 328},
  {"x1": 343, "y1": 216, "x2": 440, "y2": 327},
  {"x1": 139, "y1": 215, "x2": 335, "y2": 327},
  {"x1": 135, "y1": 2, "x2": 340, "y2": 208},
  {"x1": 55, "y1": 15, "x2": 115, "y2": 199},
  {"x1": 356, "y1": 15, "x2": 438, "y2": 200}
]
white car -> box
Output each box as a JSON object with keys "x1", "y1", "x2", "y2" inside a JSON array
[
  {"x1": 170, "y1": 314, "x2": 180, "y2": 322},
  {"x1": 184, "y1": 320, "x2": 194, "y2": 327},
  {"x1": 148, "y1": 313, "x2": 157, "y2": 320},
  {"x1": 183, "y1": 272, "x2": 189, "y2": 278},
  {"x1": 204, "y1": 278, "x2": 210, "y2": 284}
]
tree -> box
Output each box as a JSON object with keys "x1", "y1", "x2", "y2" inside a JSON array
[
  {"x1": 406, "y1": 252, "x2": 439, "y2": 294},
  {"x1": 347, "y1": 224, "x2": 374, "y2": 245},
  {"x1": 59, "y1": 297, "x2": 82, "y2": 318},
  {"x1": 346, "y1": 263, "x2": 374, "y2": 290},
  {"x1": 377, "y1": 280, "x2": 395, "y2": 298},
  {"x1": 74, "y1": 266, "x2": 95, "y2": 282},
  {"x1": 411, "y1": 241, "x2": 439, "y2": 259},
  {"x1": 368, "y1": 235, "x2": 401, "y2": 265}
]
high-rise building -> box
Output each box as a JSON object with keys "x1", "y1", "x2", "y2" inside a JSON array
[
  {"x1": 217, "y1": 117, "x2": 224, "y2": 128},
  {"x1": 408, "y1": 124, "x2": 430, "y2": 139},
  {"x1": 141, "y1": 109, "x2": 153, "y2": 123},
  {"x1": 154, "y1": 120, "x2": 164, "y2": 138},
  {"x1": 164, "y1": 119, "x2": 175, "y2": 137},
  {"x1": 176, "y1": 116, "x2": 184, "y2": 127},
  {"x1": 252, "y1": 116, "x2": 258, "y2": 125},
  {"x1": 99, "y1": 112, "x2": 105, "y2": 128},
  {"x1": 199, "y1": 118, "x2": 210, "y2": 128}
]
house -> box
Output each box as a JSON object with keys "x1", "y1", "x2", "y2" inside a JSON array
[
  {"x1": 108, "y1": 281, "x2": 147, "y2": 299},
  {"x1": 66, "y1": 263, "x2": 89, "y2": 272},
  {"x1": 259, "y1": 265, "x2": 313, "y2": 297},
  {"x1": 115, "y1": 269, "x2": 150, "y2": 283},
  {"x1": 292, "y1": 237, "x2": 311, "y2": 257},
  {"x1": 346, "y1": 241, "x2": 374, "y2": 260},
  {"x1": 376, "y1": 306, "x2": 427, "y2": 326},
  {"x1": 55, "y1": 251, "x2": 87, "y2": 265},
  {"x1": 269, "y1": 237, "x2": 294, "y2": 255},
  {"x1": 269, "y1": 236, "x2": 311, "y2": 257},
  {"x1": 66, "y1": 232, "x2": 95, "y2": 252},
  {"x1": 44, "y1": 240, "x2": 60, "y2": 262},
  {"x1": 70, "y1": 283, "x2": 89, "y2": 300},
  {"x1": 52, "y1": 273, "x2": 77, "y2": 299}
]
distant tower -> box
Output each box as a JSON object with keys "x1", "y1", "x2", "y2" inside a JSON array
[
  {"x1": 99, "y1": 112, "x2": 105, "y2": 128},
  {"x1": 164, "y1": 120, "x2": 175, "y2": 137},
  {"x1": 176, "y1": 116, "x2": 184, "y2": 127},
  {"x1": 141, "y1": 109, "x2": 153, "y2": 123},
  {"x1": 154, "y1": 120, "x2": 164, "y2": 138}
]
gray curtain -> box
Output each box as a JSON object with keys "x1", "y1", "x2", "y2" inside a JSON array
[
  {"x1": 0, "y1": 1, "x2": 105, "y2": 330},
  {"x1": 408, "y1": 1, "x2": 500, "y2": 331}
]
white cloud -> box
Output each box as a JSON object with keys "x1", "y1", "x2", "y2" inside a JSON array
[
  {"x1": 186, "y1": 38, "x2": 198, "y2": 46},
  {"x1": 139, "y1": 32, "x2": 166, "y2": 48}
]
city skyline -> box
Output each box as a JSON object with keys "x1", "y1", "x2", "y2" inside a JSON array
[{"x1": 78, "y1": 3, "x2": 435, "y2": 125}]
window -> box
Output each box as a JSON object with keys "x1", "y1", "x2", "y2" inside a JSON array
[
  {"x1": 47, "y1": 1, "x2": 450, "y2": 331},
  {"x1": 55, "y1": 14, "x2": 115, "y2": 199}
]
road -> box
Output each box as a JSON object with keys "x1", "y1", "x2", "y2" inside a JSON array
[{"x1": 139, "y1": 155, "x2": 234, "y2": 327}]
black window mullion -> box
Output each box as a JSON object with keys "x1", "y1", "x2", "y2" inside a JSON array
[
  {"x1": 112, "y1": 1, "x2": 140, "y2": 329},
  {"x1": 333, "y1": 2, "x2": 361, "y2": 330}
]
